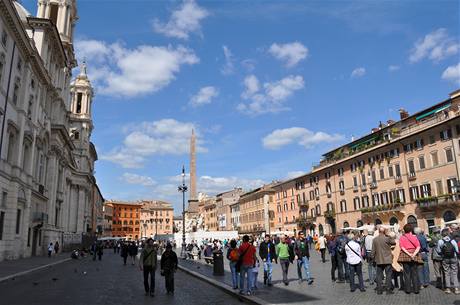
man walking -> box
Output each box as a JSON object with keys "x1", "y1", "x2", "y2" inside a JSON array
[
  {"x1": 238, "y1": 235, "x2": 256, "y2": 295},
  {"x1": 259, "y1": 235, "x2": 277, "y2": 286},
  {"x1": 318, "y1": 234, "x2": 327, "y2": 263},
  {"x1": 437, "y1": 228, "x2": 459, "y2": 294},
  {"x1": 335, "y1": 232, "x2": 348, "y2": 282},
  {"x1": 276, "y1": 235, "x2": 294, "y2": 286},
  {"x1": 139, "y1": 238, "x2": 158, "y2": 297},
  {"x1": 161, "y1": 243, "x2": 178, "y2": 294},
  {"x1": 364, "y1": 230, "x2": 376, "y2": 285},
  {"x1": 372, "y1": 226, "x2": 395, "y2": 295},
  {"x1": 294, "y1": 231, "x2": 314, "y2": 285}
]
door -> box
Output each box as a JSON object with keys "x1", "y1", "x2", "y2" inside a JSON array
[{"x1": 31, "y1": 228, "x2": 39, "y2": 256}]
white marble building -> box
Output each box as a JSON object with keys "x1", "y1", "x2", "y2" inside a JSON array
[{"x1": 0, "y1": 0, "x2": 103, "y2": 261}]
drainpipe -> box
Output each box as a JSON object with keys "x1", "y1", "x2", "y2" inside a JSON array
[{"x1": 0, "y1": 42, "x2": 16, "y2": 156}]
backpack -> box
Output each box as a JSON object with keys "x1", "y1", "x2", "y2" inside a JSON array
[
  {"x1": 441, "y1": 239, "x2": 456, "y2": 259},
  {"x1": 228, "y1": 248, "x2": 239, "y2": 262}
]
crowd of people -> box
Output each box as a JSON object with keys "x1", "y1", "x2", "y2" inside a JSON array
[{"x1": 213, "y1": 223, "x2": 460, "y2": 296}]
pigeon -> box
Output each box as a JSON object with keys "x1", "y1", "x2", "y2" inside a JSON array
[{"x1": 52, "y1": 278, "x2": 58, "y2": 281}]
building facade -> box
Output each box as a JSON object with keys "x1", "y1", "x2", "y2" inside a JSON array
[
  {"x1": 273, "y1": 180, "x2": 299, "y2": 233},
  {"x1": 102, "y1": 202, "x2": 113, "y2": 237},
  {"x1": 0, "y1": 0, "x2": 103, "y2": 261},
  {"x1": 239, "y1": 183, "x2": 276, "y2": 235},
  {"x1": 289, "y1": 91, "x2": 460, "y2": 235},
  {"x1": 230, "y1": 202, "x2": 240, "y2": 231},
  {"x1": 216, "y1": 188, "x2": 243, "y2": 231},
  {"x1": 109, "y1": 201, "x2": 141, "y2": 240},
  {"x1": 139, "y1": 200, "x2": 173, "y2": 238}
]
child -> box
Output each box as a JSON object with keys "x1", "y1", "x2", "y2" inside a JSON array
[{"x1": 251, "y1": 257, "x2": 260, "y2": 291}]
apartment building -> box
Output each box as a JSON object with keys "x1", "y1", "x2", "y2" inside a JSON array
[
  {"x1": 109, "y1": 201, "x2": 141, "y2": 239},
  {"x1": 273, "y1": 180, "x2": 299, "y2": 233},
  {"x1": 239, "y1": 183, "x2": 276, "y2": 235},
  {"x1": 139, "y1": 200, "x2": 173, "y2": 237},
  {"x1": 230, "y1": 202, "x2": 240, "y2": 231},
  {"x1": 291, "y1": 90, "x2": 460, "y2": 235},
  {"x1": 216, "y1": 188, "x2": 243, "y2": 231}
]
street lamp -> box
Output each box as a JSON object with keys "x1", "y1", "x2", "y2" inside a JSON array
[{"x1": 178, "y1": 165, "x2": 188, "y2": 259}]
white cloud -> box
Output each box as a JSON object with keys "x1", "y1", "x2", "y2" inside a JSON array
[
  {"x1": 241, "y1": 59, "x2": 256, "y2": 72},
  {"x1": 351, "y1": 67, "x2": 366, "y2": 78},
  {"x1": 190, "y1": 86, "x2": 219, "y2": 107},
  {"x1": 442, "y1": 63, "x2": 460, "y2": 84},
  {"x1": 101, "y1": 119, "x2": 206, "y2": 168},
  {"x1": 409, "y1": 28, "x2": 459, "y2": 63},
  {"x1": 221, "y1": 46, "x2": 235, "y2": 75},
  {"x1": 121, "y1": 173, "x2": 156, "y2": 186},
  {"x1": 153, "y1": 0, "x2": 209, "y2": 40},
  {"x1": 388, "y1": 65, "x2": 400, "y2": 72},
  {"x1": 268, "y1": 42, "x2": 309, "y2": 67},
  {"x1": 75, "y1": 40, "x2": 199, "y2": 98},
  {"x1": 238, "y1": 74, "x2": 304, "y2": 115},
  {"x1": 262, "y1": 127, "x2": 343, "y2": 150}
]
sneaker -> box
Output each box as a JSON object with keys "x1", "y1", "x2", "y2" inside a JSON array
[
  {"x1": 246, "y1": 291, "x2": 251, "y2": 296},
  {"x1": 360, "y1": 288, "x2": 366, "y2": 292},
  {"x1": 308, "y1": 279, "x2": 314, "y2": 285},
  {"x1": 454, "y1": 288, "x2": 460, "y2": 295},
  {"x1": 444, "y1": 289, "x2": 451, "y2": 294}
]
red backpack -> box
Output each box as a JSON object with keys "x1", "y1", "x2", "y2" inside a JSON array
[{"x1": 228, "y1": 248, "x2": 239, "y2": 262}]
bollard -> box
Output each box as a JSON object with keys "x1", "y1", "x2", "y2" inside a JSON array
[{"x1": 213, "y1": 250, "x2": 225, "y2": 276}]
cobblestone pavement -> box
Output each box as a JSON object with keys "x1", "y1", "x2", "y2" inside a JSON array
[
  {"x1": 0, "y1": 252, "x2": 69, "y2": 279},
  {"x1": 0, "y1": 252, "x2": 245, "y2": 305},
  {"x1": 178, "y1": 249, "x2": 460, "y2": 305}
]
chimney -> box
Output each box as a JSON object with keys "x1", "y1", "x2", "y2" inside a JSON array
[
  {"x1": 387, "y1": 119, "x2": 395, "y2": 125},
  {"x1": 399, "y1": 108, "x2": 409, "y2": 120}
]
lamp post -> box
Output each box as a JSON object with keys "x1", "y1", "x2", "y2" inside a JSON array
[{"x1": 178, "y1": 165, "x2": 187, "y2": 259}]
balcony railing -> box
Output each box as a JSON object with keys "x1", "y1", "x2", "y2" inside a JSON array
[
  {"x1": 360, "y1": 203, "x2": 404, "y2": 214},
  {"x1": 361, "y1": 185, "x2": 367, "y2": 191},
  {"x1": 370, "y1": 182, "x2": 377, "y2": 189},
  {"x1": 416, "y1": 194, "x2": 460, "y2": 209},
  {"x1": 394, "y1": 176, "x2": 402, "y2": 183},
  {"x1": 408, "y1": 172, "x2": 416, "y2": 180},
  {"x1": 353, "y1": 185, "x2": 359, "y2": 192},
  {"x1": 32, "y1": 212, "x2": 48, "y2": 223},
  {"x1": 340, "y1": 189, "x2": 345, "y2": 195}
]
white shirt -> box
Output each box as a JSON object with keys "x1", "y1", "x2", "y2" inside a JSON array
[
  {"x1": 364, "y1": 235, "x2": 374, "y2": 252},
  {"x1": 318, "y1": 236, "x2": 326, "y2": 249},
  {"x1": 345, "y1": 240, "x2": 362, "y2": 265}
]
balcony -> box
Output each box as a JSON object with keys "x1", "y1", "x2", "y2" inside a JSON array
[
  {"x1": 353, "y1": 185, "x2": 359, "y2": 192},
  {"x1": 394, "y1": 176, "x2": 402, "y2": 183},
  {"x1": 361, "y1": 185, "x2": 367, "y2": 191},
  {"x1": 32, "y1": 212, "x2": 48, "y2": 223},
  {"x1": 417, "y1": 194, "x2": 460, "y2": 211},
  {"x1": 340, "y1": 189, "x2": 345, "y2": 195},
  {"x1": 360, "y1": 203, "x2": 405, "y2": 215},
  {"x1": 324, "y1": 210, "x2": 335, "y2": 219},
  {"x1": 408, "y1": 172, "x2": 416, "y2": 181},
  {"x1": 370, "y1": 182, "x2": 377, "y2": 189}
]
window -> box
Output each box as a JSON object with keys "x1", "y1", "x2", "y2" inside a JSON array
[
  {"x1": 1, "y1": 192, "x2": 6, "y2": 208},
  {"x1": 353, "y1": 176, "x2": 358, "y2": 187},
  {"x1": 431, "y1": 151, "x2": 439, "y2": 167},
  {"x1": 361, "y1": 195, "x2": 369, "y2": 207},
  {"x1": 372, "y1": 193, "x2": 380, "y2": 206},
  {"x1": 388, "y1": 165, "x2": 394, "y2": 177},
  {"x1": 395, "y1": 164, "x2": 401, "y2": 177},
  {"x1": 436, "y1": 180, "x2": 443, "y2": 196},
  {"x1": 27, "y1": 95, "x2": 33, "y2": 118},
  {"x1": 361, "y1": 173, "x2": 366, "y2": 186},
  {"x1": 407, "y1": 215, "x2": 418, "y2": 227},
  {"x1": 429, "y1": 135, "x2": 435, "y2": 144},
  {"x1": 446, "y1": 148, "x2": 453, "y2": 163},
  {"x1": 325, "y1": 172, "x2": 331, "y2": 179},
  {"x1": 12, "y1": 81, "x2": 20, "y2": 105},
  {"x1": 447, "y1": 178, "x2": 457, "y2": 194},
  {"x1": 0, "y1": 53, "x2": 5, "y2": 83},
  {"x1": 408, "y1": 160, "x2": 415, "y2": 175},
  {"x1": 50, "y1": 4, "x2": 59, "y2": 25},
  {"x1": 409, "y1": 186, "x2": 419, "y2": 201},
  {"x1": 440, "y1": 129, "x2": 452, "y2": 141},
  {"x1": 338, "y1": 168, "x2": 344, "y2": 176},
  {"x1": 381, "y1": 192, "x2": 389, "y2": 205},
  {"x1": 415, "y1": 138, "x2": 424, "y2": 150},
  {"x1": 418, "y1": 156, "x2": 425, "y2": 170},
  {"x1": 353, "y1": 197, "x2": 360, "y2": 210},
  {"x1": 76, "y1": 93, "x2": 83, "y2": 113},
  {"x1": 0, "y1": 211, "x2": 4, "y2": 240},
  {"x1": 309, "y1": 191, "x2": 314, "y2": 200},
  {"x1": 379, "y1": 168, "x2": 385, "y2": 180},
  {"x1": 397, "y1": 189, "x2": 406, "y2": 203},
  {"x1": 1, "y1": 30, "x2": 7, "y2": 46},
  {"x1": 7, "y1": 131, "x2": 16, "y2": 163},
  {"x1": 16, "y1": 209, "x2": 21, "y2": 234},
  {"x1": 420, "y1": 184, "x2": 431, "y2": 198},
  {"x1": 339, "y1": 180, "x2": 345, "y2": 192},
  {"x1": 340, "y1": 200, "x2": 347, "y2": 212}
]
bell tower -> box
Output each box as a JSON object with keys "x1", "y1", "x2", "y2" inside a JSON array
[
  {"x1": 70, "y1": 61, "x2": 93, "y2": 149},
  {"x1": 37, "y1": 0, "x2": 78, "y2": 66}
]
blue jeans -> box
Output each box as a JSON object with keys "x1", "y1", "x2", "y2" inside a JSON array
[
  {"x1": 229, "y1": 261, "x2": 239, "y2": 288},
  {"x1": 297, "y1": 256, "x2": 312, "y2": 281},
  {"x1": 264, "y1": 260, "x2": 273, "y2": 284},
  {"x1": 418, "y1": 252, "x2": 430, "y2": 286},
  {"x1": 366, "y1": 253, "x2": 376, "y2": 283},
  {"x1": 251, "y1": 269, "x2": 258, "y2": 289},
  {"x1": 239, "y1": 265, "x2": 253, "y2": 294},
  {"x1": 349, "y1": 262, "x2": 364, "y2": 291}
]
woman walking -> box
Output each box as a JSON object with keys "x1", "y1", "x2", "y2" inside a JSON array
[
  {"x1": 161, "y1": 243, "x2": 178, "y2": 294},
  {"x1": 398, "y1": 224, "x2": 421, "y2": 294},
  {"x1": 226, "y1": 239, "x2": 240, "y2": 289}
]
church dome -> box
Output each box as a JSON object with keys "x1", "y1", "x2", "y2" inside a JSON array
[{"x1": 13, "y1": 1, "x2": 32, "y2": 23}]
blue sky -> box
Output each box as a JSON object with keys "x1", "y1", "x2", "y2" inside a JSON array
[{"x1": 23, "y1": 0, "x2": 460, "y2": 214}]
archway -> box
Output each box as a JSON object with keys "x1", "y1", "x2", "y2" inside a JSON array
[
  {"x1": 357, "y1": 220, "x2": 363, "y2": 227},
  {"x1": 443, "y1": 210, "x2": 456, "y2": 222},
  {"x1": 375, "y1": 218, "x2": 382, "y2": 225},
  {"x1": 389, "y1": 217, "x2": 398, "y2": 225},
  {"x1": 343, "y1": 221, "x2": 350, "y2": 228}
]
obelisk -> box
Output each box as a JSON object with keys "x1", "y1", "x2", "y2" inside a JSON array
[{"x1": 187, "y1": 129, "x2": 199, "y2": 213}]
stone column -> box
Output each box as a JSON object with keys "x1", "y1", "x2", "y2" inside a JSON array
[
  {"x1": 46, "y1": 153, "x2": 58, "y2": 226},
  {"x1": 76, "y1": 186, "x2": 86, "y2": 233}
]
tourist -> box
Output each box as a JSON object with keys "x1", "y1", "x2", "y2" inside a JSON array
[
  {"x1": 250, "y1": 254, "x2": 260, "y2": 291},
  {"x1": 415, "y1": 227, "x2": 430, "y2": 288},
  {"x1": 238, "y1": 235, "x2": 256, "y2": 295},
  {"x1": 54, "y1": 241, "x2": 60, "y2": 254},
  {"x1": 429, "y1": 228, "x2": 444, "y2": 289},
  {"x1": 372, "y1": 226, "x2": 395, "y2": 295},
  {"x1": 317, "y1": 234, "x2": 327, "y2": 263},
  {"x1": 227, "y1": 239, "x2": 240, "y2": 289},
  {"x1": 335, "y1": 232, "x2": 348, "y2": 283},
  {"x1": 160, "y1": 243, "x2": 178, "y2": 295},
  {"x1": 345, "y1": 232, "x2": 365, "y2": 292},
  {"x1": 96, "y1": 242, "x2": 103, "y2": 261},
  {"x1": 276, "y1": 235, "x2": 294, "y2": 286},
  {"x1": 364, "y1": 230, "x2": 376, "y2": 285},
  {"x1": 48, "y1": 242, "x2": 54, "y2": 257},
  {"x1": 398, "y1": 224, "x2": 421, "y2": 294},
  {"x1": 327, "y1": 234, "x2": 338, "y2": 281},
  {"x1": 391, "y1": 231, "x2": 404, "y2": 291},
  {"x1": 259, "y1": 235, "x2": 276, "y2": 286},
  {"x1": 128, "y1": 242, "x2": 138, "y2": 265},
  {"x1": 294, "y1": 231, "x2": 314, "y2": 285},
  {"x1": 121, "y1": 242, "x2": 129, "y2": 265},
  {"x1": 139, "y1": 238, "x2": 158, "y2": 297},
  {"x1": 437, "y1": 228, "x2": 459, "y2": 294}
]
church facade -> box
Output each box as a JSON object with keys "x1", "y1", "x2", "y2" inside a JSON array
[{"x1": 0, "y1": 0, "x2": 103, "y2": 261}]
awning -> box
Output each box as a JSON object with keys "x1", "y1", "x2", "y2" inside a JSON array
[{"x1": 416, "y1": 103, "x2": 451, "y2": 121}]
